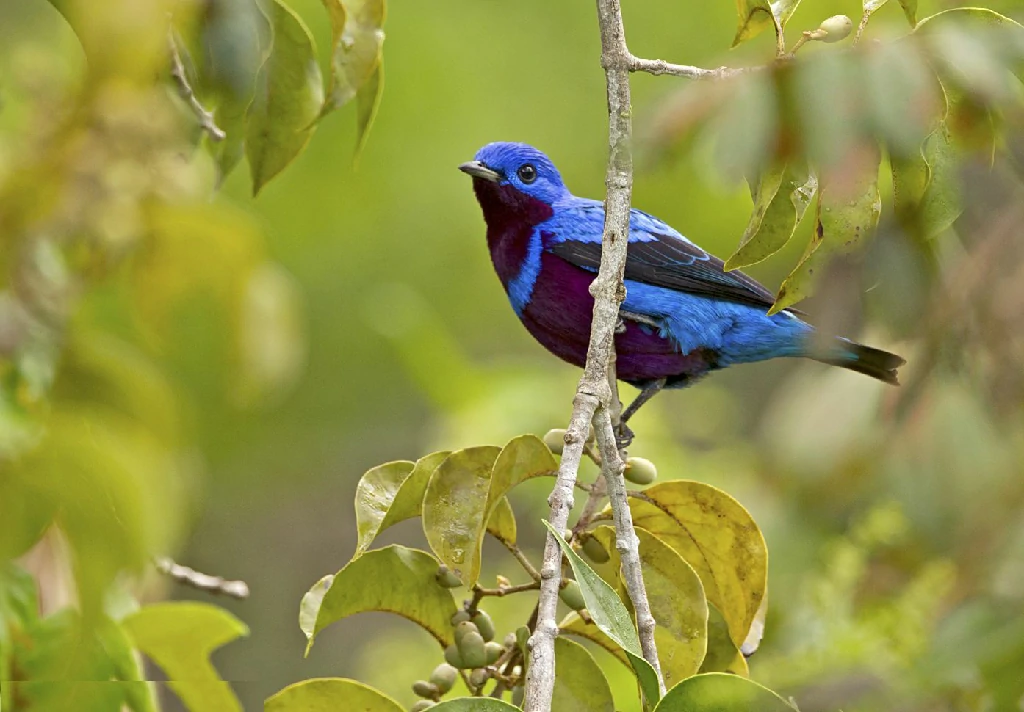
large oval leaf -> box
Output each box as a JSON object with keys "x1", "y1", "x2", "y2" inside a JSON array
[
  {"x1": 614, "y1": 482, "x2": 767, "y2": 648},
  {"x1": 265, "y1": 678, "x2": 403, "y2": 711},
  {"x1": 354, "y1": 454, "x2": 447, "y2": 556},
  {"x1": 308, "y1": 545, "x2": 457, "y2": 653},
  {"x1": 698, "y1": 605, "x2": 749, "y2": 677},
  {"x1": 432, "y1": 699, "x2": 521, "y2": 711},
  {"x1": 553, "y1": 636, "x2": 616, "y2": 712},
  {"x1": 559, "y1": 611, "x2": 629, "y2": 669},
  {"x1": 121, "y1": 602, "x2": 248, "y2": 712},
  {"x1": 653, "y1": 672, "x2": 794, "y2": 711},
  {"x1": 246, "y1": 0, "x2": 324, "y2": 194}
]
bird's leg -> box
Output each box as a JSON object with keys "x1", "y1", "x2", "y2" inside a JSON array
[{"x1": 616, "y1": 378, "x2": 667, "y2": 449}]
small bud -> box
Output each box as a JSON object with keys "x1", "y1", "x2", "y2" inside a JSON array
[
  {"x1": 817, "y1": 14, "x2": 853, "y2": 43},
  {"x1": 453, "y1": 621, "x2": 480, "y2": 646},
  {"x1": 471, "y1": 610, "x2": 496, "y2": 642},
  {"x1": 484, "y1": 640, "x2": 503, "y2": 665},
  {"x1": 412, "y1": 680, "x2": 439, "y2": 699},
  {"x1": 443, "y1": 644, "x2": 464, "y2": 669},
  {"x1": 435, "y1": 565, "x2": 463, "y2": 588},
  {"x1": 429, "y1": 663, "x2": 458, "y2": 694},
  {"x1": 410, "y1": 701, "x2": 437, "y2": 712},
  {"x1": 469, "y1": 667, "x2": 489, "y2": 688},
  {"x1": 582, "y1": 536, "x2": 611, "y2": 564},
  {"x1": 450, "y1": 610, "x2": 471, "y2": 626},
  {"x1": 623, "y1": 457, "x2": 657, "y2": 485},
  {"x1": 542, "y1": 429, "x2": 567, "y2": 455},
  {"x1": 458, "y1": 631, "x2": 488, "y2": 668},
  {"x1": 495, "y1": 574, "x2": 512, "y2": 588},
  {"x1": 503, "y1": 632, "x2": 517, "y2": 648},
  {"x1": 559, "y1": 580, "x2": 587, "y2": 611}
]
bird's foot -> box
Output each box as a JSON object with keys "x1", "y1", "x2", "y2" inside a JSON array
[
  {"x1": 614, "y1": 317, "x2": 627, "y2": 334},
  {"x1": 615, "y1": 422, "x2": 635, "y2": 451}
]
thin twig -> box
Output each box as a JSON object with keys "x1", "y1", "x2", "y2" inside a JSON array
[
  {"x1": 629, "y1": 56, "x2": 750, "y2": 80},
  {"x1": 154, "y1": 556, "x2": 249, "y2": 599},
  {"x1": 167, "y1": 32, "x2": 226, "y2": 142},
  {"x1": 472, "y1": 581, "x2": 541, "y2": 600}
]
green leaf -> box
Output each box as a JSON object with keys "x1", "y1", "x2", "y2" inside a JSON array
[
  {"x1": 0, "y1": 564, "x2": 38, "y2": 709},
  {"x1": 355, "y1": 52, "x2": 384, "y2": 158},
  {"x1": 552, "y1": 636, "x2": 616, "y2": 712},
  {"x1": 481, "y1": 433, "x2": 557, "y2": 545},
  {"x1": 916, "y1": 8, "x2": 1024, "y2": 86},
  {"x1": 432, "y1": 697, "x2": 523, "y2": 711},
  {"x1": 733, "y1": 0, "x2": 778, "y2": 47},
  {"x1": 299, "y1": 574, "x2": 335, "y2": 641},
  {"x1": 653, "y1": 672, "x2": 795, "y2": 711},
  {"x1": 771, "y1": 146, "x2": 882, "y2": 314},
  {"x1": 543, "y1": 520, "x2": 662, "y2": 709},
  {"x1": 308, "y1": 545, "x2": 457, "y2": 653},
  {"x1": 354, "y1": 451, "x2": 449, "y2": 556},
  {"x1": 612, "y1": 481, "x2": 767, "y2": 648},
  {"x1": 698, "y1": 605, "x2": 749, "y2": 676},
  {"x1": 487, "y1": 495, "x2": 518, "y2": 546},
  {"x1": 898, "y1": 0, "x2": 917, "y2": 26},
  {"x1": 726, "y1": 163, "x2": 817, "y2": 270},
  {"x1": 320, "y1": 0, "x2": 386, "y2": 119},
  {"x1": 121, "y1": 602, "x2": 248, "y2": 712},
  {"x1": 96, "y1": 616, "x2": 158, "y2": 712},
  {"x1": 918, "y1": 125, "x2": 962, "y2": 236},
  {"x1": 246, "y1": 0, "x2": 324, "y2": 195},
  {"x1": 266, "y1": 678, "x2": 404, "y2": 711},
  {"x1": 770, "y1": 0, "x2": 804, "y2": 29},
  {"x1": 559, "y1": 611, "x2": 630, "y2": 669}
]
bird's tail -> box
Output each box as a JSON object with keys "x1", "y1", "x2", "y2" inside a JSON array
[{"x1": 811, "y1": 337, "x2": 906, "y2": 385}]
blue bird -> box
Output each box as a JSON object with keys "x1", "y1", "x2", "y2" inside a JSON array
[{"x1": 459, "y1": 142, "x2": 904, "y2": 441}]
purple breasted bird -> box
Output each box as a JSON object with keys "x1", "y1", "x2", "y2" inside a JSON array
[{"x1": 459, "y1": 142, "x2": 904, "y2": 440}]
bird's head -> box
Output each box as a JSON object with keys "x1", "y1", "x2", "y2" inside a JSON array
[{"x1": 459, "y1": 143, "x2": 569, "y2": 222}]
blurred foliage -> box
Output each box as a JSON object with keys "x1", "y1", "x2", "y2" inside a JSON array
[{"x1": 0, "y1": 0, "x2": 1023, "y2": 710}]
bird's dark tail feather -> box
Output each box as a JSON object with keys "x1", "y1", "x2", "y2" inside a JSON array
[{"x1": 813, "y1": 338, "x2": 906, "y2": 385}]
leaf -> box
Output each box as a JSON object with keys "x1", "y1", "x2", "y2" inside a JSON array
[
  {"x1": 770, "y1": 0, "x2": 804, "y2": 29},
  {"x1": 487, "y1": 495, "x2": 518, "y2": 546},
  {"x1": 299, "y1": 574, "x2": 335, "y2": 641},
  {"x1": 698, "y1": 605, "x2": 749, "y2": 676},
  {"x1": 552, "y1": 636, "x2": 616, "y2": 712},
  {"x1": 898, "y1": 0, "x2": 917, "y2": 26},
  {"x1": 543, "y1": 520, "x2": 662, "y2": 709},
  {"x1": 733, "y1": 0, "x2": 779, "y2": 47},
  {"x1": 96, "y1": 616, "x2": 158, "y2": 712},
  {"x1": 863, "y1": 0, "x2": 889, "y2": 12},
  {"x1": 122, "y1": 602, "x2": 248, "y2": 712},
  {"x1": 653, "y1": 672, "x2": 795, "y2": 711},
  {"x1": 320, "y1": 0, "x2": 386, "y2": 118},
  {"x1": 559, "y1": 611, "x2": 630, "y2": 669},
  {"x1": 771, "y1": 145, "x2": 882, "y2": 314},
  {"x1": 246, "y1": 0, "x2": 324, "y2": 195},
  {"x1": 726, "y1": 163, "x2": 817, "y2": 271},
  {"x1": 916, "y1": 8, "x2": 1024, "y2": 87},
  {"x1": 918, "y1": 125, "x2": 962, "y2": 236},
  {"x1": 482, "y1": 434, "x2": 557, "y2": 543},
  {"x1": 308, "y1": 545, "x2": 457, "y2": 653},
  {"x1": 611, "y1": 481, "x2": 767, "y2": 648},
  {"x1": 265, "y1": 678, "x2": 404, "y2": 711},
  {"x1": 432, "y1": 699, "x2": 522, "y2": 711},
  {"x1": 355, "y1": 52, "x2": 384, "y2": 158},
  {"x1": 0, "y1": 564, "x2": 38, "y2": 709}
]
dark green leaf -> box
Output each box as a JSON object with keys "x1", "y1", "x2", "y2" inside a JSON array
[
  {"x1": 246, "y1": 0, "x2": 324, "y2": 195},
  {"x1": 309, "y1": 545, "x2": 457, "y2": 653},
  {"x1": 266, "y1": 678, "x2": 404, "y2": 711},
  {"x1": 552, "y1": 636, "x2": 616, "y2": 712},
  {"x1": 122, "y1": 602, "x2": 248, "y2": 712},
  {"x1": 543, "y1": 520, "x2": 662, "y2": 709},
  {"x1": 653, "y1": 672, "x2": 795, "y2": 711}
]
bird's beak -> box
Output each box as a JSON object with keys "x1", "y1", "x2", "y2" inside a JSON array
[{"x1": 458, "y1": 160, "x2": 502, "y2": 182}]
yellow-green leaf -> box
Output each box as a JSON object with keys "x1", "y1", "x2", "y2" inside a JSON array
[
  {"x1": 653, "y1": 673, "x2": 795, "y2": 711},
  {"x1": 898, "y1": 0, "x2": 917, "y2": 26},
  {"x1": 299, "y1": 574, "x2": 334, "y2": 641},
  {"x1": 486, "y1": 495, "x2": 518, "y2": 546},
  {"x1": 481, "y1": 433, "x2": 557, "y2": 543},
  {"x1": 559, "y1": 611, "x2": 630, "y2": 669},
  {"x1": 308, "y1": 545, "x2": 457, "y2": 653},
  {"x1": 121, "y1": 603, "x2": 247, "y2": 712},
  {"x1": 733, "y1": 0, "x2": 778, "y2": 47},
  {"x1": 246, "y1": 0, "x2": 324, "y2": 195},
  {"x1": 726, "y1": 163, "x2": 817, "y2": 271},
  {"x1": 918, "y1": 124, "x2": 961, "y2": 236},
  {"x1": 321, "y1": 0, "x2": 386, "y2": 118},
  {"x1": 432, "y1": 699, "x2": 521, "y2": 711},
  {"x1": 355, "y1": 54, "x2": 383, "y2": 157},
  {"x1": 266, "y1": 678, "x2": 403, "y2": 711},
  {"x1": 613, "y1": 481, "x2": 767, "y2": 648},
  {"x1": 698, "y1": 605, "x2": 749, "y2": 676},
  {"x1": 552, "y1": 636, "x2": 616, "y2": 712}
]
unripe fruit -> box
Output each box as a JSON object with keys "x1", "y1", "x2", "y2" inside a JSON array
[
  {"x1": 582, "y1": 536, "x2": 610, "y2": 564},
  {"x1": 443, "y1": 644, "x2": 464, "y2": 669},
  {"x1": 412, "y1": 680, "x2": 439, "y2": 699},
  {"x1": 453, "y1": 621, "x2": 479, "y2": 646},
  {"x1": 429, "y1": 663, "x2": 458, "y2": 694},
  {"x1": 818, "y1": 14, "x2": 853, "y2": 42},
  {"x1": 469, "y1": 667, "x2": 489, "y2": 687},
  {"x1": 411, "y1": 701, "x2": 436, "y2": 712},
  {"x1": 471, "y1": 610, "x2": 495, "y2": 642},
  {"x1": 435, "y1": 565, "x2": 462, "y2": 588},
  {"x1": 450, "y1": 610, "x2": 471, "y2": 626},
  {"x1": 512, "y1": 686, "x2": 525, "y2": 706},
  {"x1": 624, "y1": 457, "x2": 657, "y2": 485},
  {"x1": 484, "y1": 641, "x2": 503, "y2": 665},
  {"x1": 503, "y1": 632, "x2": 516, "y2": 648},
  {"x1": 559, "y1": 580, "x2": 587, "y2": 611},
  {"x1": 458, "y1": 631, "x2": 488, "y2": 668},
  {"x1": 542, "y1": 429, "x2": 566, "y2": 455}
]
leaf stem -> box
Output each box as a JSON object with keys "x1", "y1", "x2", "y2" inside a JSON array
[{"x1": 153, "y1": 556, "x2": 249, "y2": 599}]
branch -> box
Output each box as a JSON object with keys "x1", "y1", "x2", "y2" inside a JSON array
[
  {"x1": 167, "y1": 32, "x2": 226, "y2": 142},
  {"x1": 154, "y1": 556, "x2": 249, "y2": 599},
  {"x1": 629, "y1": 56, "x2": 750, "y2": 80}
]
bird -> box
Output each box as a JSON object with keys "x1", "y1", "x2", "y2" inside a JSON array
[{"x1": 459, "y1": 142, "x2": 905, "y2": 443}]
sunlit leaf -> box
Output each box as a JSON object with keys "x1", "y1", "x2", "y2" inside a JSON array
[
  {"x1": 772, "y1": 145, "x2": 881, "y2": 313},
  {"x1": 698, "y1": 605, "x2": 749, "y2": 676},
  {"x1": 481, "y1": 433, "x2": 557, "y2": 543},
  {"x1": 553, "y1": 636, "x2": 616, "y2": 712},
  {"x1": 355, "y1": 53, "x2": 384, "y2": 157},
  {"x1": 320, "y1": 0, "x2": 386, "y2": 119},
  {"x1": 246, "y1": 0, "x2": 324, "y2": 195},
  {"x1": 543, "y1": 520, "x2": 662, "y2": 709},
  {"x1": 309, "y1": 545, "x2": 457, "y2": 653},
  {"x1": 122, "y1": 602, "x2": 248, "y2": 712},
  {"x1": 266, "y1": 678, "x2": 404, "y2": 711},
  {"x1": 487, "y1": 495, "x2": 518, "y2": 546},
  {"x1": 770, "y1": 0, "x2": 803, "y2": 29},
  {"x1": 726, "y1": 163, "x2": 816, "y2": 270},
  {"x1": 299, "y1": 574, "x2": 335, "y2": 641},
  {"x1": 432, "y1": 699, "x2": 521, "y2": 711},
  {"x1": 733, "y1": 0, "x2": 778, "y2": 47},
  {"x1": 653, "y1": 672, "x2": 795, "y2": 711},
  {"x1": 611, "y1": 481, "x2": 767, "y2": 648}
]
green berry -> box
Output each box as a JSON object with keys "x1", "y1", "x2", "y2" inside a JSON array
[
  {"x1": 412, "y1": 680, "x2": 439, "y2": 699},
  {"x1": 623, "y1": 457, "x2": 657, "y2": 485},
  {"x1": 471, "y1": 610, "x2": 495, "y2": 642},
  {"x1": 450, "y1": 610, "x2": 471, "y2": 626},
  {"x1": 818, "y1": 14, "x2": 853, "y2": 42},
  {"x1": 435, "y1": 565, "x2": 462, "y2": 588},
  {"x1": 410, "y1": 701, "x2": 436, "y2": 712},
  {"x1": 469, "y1": 667, "x2": 489, "y2": 687},
  {"x1": 559, "y1": 580, "x2": 587, "y2": 611},
  {"x1": 581, "y1": 536, "x2": 610, "y2": 563},
  {"x1": 484, "y1": 640, "x2": 503, "y2": 665},
  {"x1": 458, "y1": 631, "x2": 488, "y2": 669},
  {"x1": 453, "y1": 621, "x2": 479, "y2": 646},
  {"x1": 429, "y1": 663, "x2": 458, "y2": 694},
  {"x1": 443, "y1": 644, "x2": 464, "y2": 669},
  {"x1": 542, "y1": 429, "x2": 566, "y2": 455}
]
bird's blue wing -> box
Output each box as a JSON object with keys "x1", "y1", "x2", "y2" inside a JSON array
[{"x1": 544, "y1": 201, "x2": 777, "y2": 310}]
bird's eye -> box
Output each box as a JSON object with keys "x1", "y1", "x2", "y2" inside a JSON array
[{"x1": 517, "y1": 164, "x2": 537, "y2": 184}]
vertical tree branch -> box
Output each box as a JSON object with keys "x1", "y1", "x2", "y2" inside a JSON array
[{"x1": 523, "y1": 0, "x2": 665, "y2": 708}]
